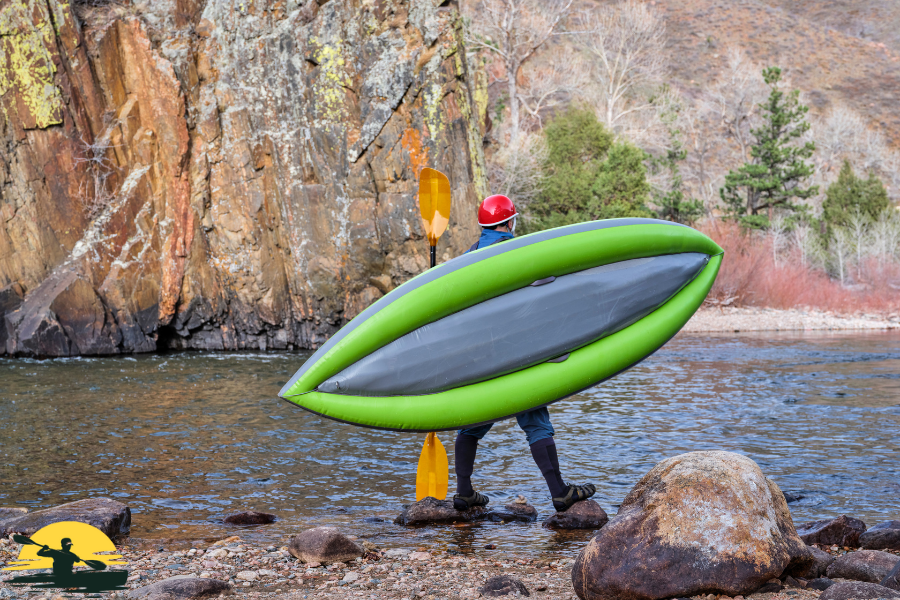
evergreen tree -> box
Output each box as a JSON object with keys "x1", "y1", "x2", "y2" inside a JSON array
[
  {"x1": 651, "y1": 110, "x2": 705, "y2": 224},
  {"x1": 720, "y1": 67, "x2": 817, "y2": 228},
  {"x1": 524, "y1": 107, "x2": 653, "y2": 232},
  {"x1": 822, "y1": 160, "x2": 889, "y2": 235}
]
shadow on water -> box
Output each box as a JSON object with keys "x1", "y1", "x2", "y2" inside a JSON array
[{"x1": 1, "y1": 331, "x2": 898, "y2": 556}]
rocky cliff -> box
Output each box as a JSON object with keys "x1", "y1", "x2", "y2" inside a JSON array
[{"x1": 0, "y1": 0, "x2": 488, "y2": 356}]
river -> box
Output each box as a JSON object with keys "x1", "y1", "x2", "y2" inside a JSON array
[{"x1": 1, "y1": 331, "x2": 898, "y2": 556}]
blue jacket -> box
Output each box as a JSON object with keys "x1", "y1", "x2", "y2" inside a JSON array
[{"x1": 467, "y1": 229, "x2": 514, "y2": 253}]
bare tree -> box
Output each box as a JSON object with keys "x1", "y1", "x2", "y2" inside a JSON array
[
  {"x1": 466, "y1": 0, "x2": 574, "y2": 144},
  {"x1": 767, "y1": 213, "x2": 788, "y2": 267},
  {"x1": 847, "y1": 207, "x2": 871, "y2": 279},
  {"x1": 577, "y1": 0, "x2": 666, "y2": 134},
  {"x1": 871, "y1": 208, "x2": 900, "y2": 266},
  {"x1": 709, "y1": 46, "x2": 768, "y2": 161},
  {"x1": 488, "y1": 131, "x2": 548, "y2": 208},
  {"x1": 830, "y1": 227, "x2": 852, "y2": 285},
  {"x1": 517, "y1": 49, "x2": 589, "y2": 130}
]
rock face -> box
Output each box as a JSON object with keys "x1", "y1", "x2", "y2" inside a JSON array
[
  {"x1": 127, "y1": 576, "x2": 231, "y2": 600},
  {"x1": 796, "y1": 515, "x2": 867, "y2": 547},
  {"x1": 0, "y1": 498, "x2": 131, "y2": 539},
  {"x1": 818, "y1": 581, "x2": 900, "y2": 600},
  {"x1": 0, "y1": 0, "x2": 488, "y2": 357},
  {"x1": 395, "y1": 497, "x2": 491, "y2": 525},
  {"x1": 825, "y1": 550, "x2": 900, "y2": 583},
  {"x1": 861, "y1": 521, "x2": 900, "y2": 551},
  {"x1": 288, "y1": 526, "x2": 363, "y2": 564},
  {"x1": 542, "y1": 500, "x2": 608, "y2": 530},
  {"x1": 223, "y1": 511, "x2": 276, "y2": 525},
  {"x1": 572, "y1": 451, "x2": 812, "y2": 600},
  {"x1": 479, "y1": 575, "x2": 530, "y2": 597}
]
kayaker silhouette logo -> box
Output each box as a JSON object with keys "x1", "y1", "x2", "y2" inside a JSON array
[{"x1": 3, "y1": 521, "x2": 128, "y2": 592}]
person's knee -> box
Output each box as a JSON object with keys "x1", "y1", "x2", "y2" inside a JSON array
[{"x1": 458, "y1": 423, "x2": 492, "y2": 440}]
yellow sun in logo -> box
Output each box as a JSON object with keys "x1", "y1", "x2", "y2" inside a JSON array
[{"x1": 3, "y1": 522, "x2": 126, "y2": 571}]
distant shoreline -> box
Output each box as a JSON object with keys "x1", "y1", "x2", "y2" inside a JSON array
[{"x1": 684, "y1": 306, "x2": 900, "y2": 333}]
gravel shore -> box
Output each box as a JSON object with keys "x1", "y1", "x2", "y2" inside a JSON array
[
  {"x1": 684, "y1": 307, "x2": 900, "y2": 332},
  {"x1": 3, "y1": 535, "x2": 896, "y2": 600}
]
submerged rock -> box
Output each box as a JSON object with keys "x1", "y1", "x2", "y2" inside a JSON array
[
  {"x1": 127, "y1": 576, "x2": 231, "y2": 600},
  {"x1": 818, "y1": 581, "x2": 900, "y2": 600},
  {"x1": 572, "y1": 451, "x2": 812, "y2": 600},
  {"x1": 825, "y1": 549, "x2": 900, "y2": 583},
  {"x1": 542, "y1": 500, "x2": 608, "y2": 530},
  {"x1": 0, "y1": 498, "x2": 131, "y2": 539},
  {"x1": 223, "y1": 511, "x2": 276, "y2": 525},
  {"x1": 288, "y1": 527, "x2": 363, "y2": 565},
  {"x1": 796, "y1": 514, "x2": 866, "y2": 547},
  {"x1": 488, "y1": 499, "x2": 539, "y2": 523},
  {"x1": 861, "y1": 521, "x2": 900, "y2": 550},
  {"x1": 395, "y1": 497, "x2": 490, "y2": 526},
  {"x1": 479, "y1": 575, "x2": 530, "y2": 597}
]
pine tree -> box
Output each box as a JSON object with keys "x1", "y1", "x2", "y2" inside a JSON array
[
  {"x1": 651, "y1": 110, "x2": 704, "y2": 224},
  {"x1": 822, "y1": 160, "x2": 889, "y2": 236},
  {"x1": 720, "y1": 67, "x2": 817, "y2": 228}
]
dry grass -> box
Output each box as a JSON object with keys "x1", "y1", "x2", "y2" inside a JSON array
[{"x1": 701, "y1": 222, "x2": 900, "y2": 314}]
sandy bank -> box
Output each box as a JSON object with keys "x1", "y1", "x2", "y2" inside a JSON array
[{"x1": 684, "y1": 307, "x2": 900, "y2": 333}]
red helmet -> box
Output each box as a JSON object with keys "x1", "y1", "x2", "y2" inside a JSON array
[{"x1": 477, "y1": 195, "x2": 518, "y2": 227}]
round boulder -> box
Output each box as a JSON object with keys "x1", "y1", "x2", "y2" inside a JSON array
[
  {"x1": 818, "y1": 581, "x2": 900, "y2": 600},
  {"x1": 861, "y1": 521, "x2": 900, "y2": 551},
  {"x1": 543, "y1": 500, "x2": 608, "y2": 530},
  {"x1": 288, "y1": 526, "x2": 363, "y2": 565},
  {"x1": 479, "y1": 575, "x2": 530, "y2": 597},
  {"x1": 795, "y1": 515, "x2": 866, "y2": 547},
  {"x1": 572, "y1": 451, "x2": 812, "y2": 600},
  {"x1": 826, "y1": 549, "x2": 900, "y2": 583}
]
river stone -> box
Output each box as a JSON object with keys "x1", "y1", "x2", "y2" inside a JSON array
[
  {"x1": 786, "y1": 545, "x2": 835, "y2": 579},
  {"x1": 488, "y1": 502, "x2": 539, "y2": 523},
  {"x1": 572, "y1": 451, "x2": 813, "y2": 600},
  {"x1": 0, "y1": 507, "x2": 28, "y2": 530},
  {"x1": 394, "y1": 497, "x2": 490, "y2": 525},
  {"x1": 288, "y1": 527, "x2": 363, "y2": 564},
  {"x1": 479, "y1": 575, "x2": 530, "y2": 597},
  {"x1": 807, "y1": 577, "x2": 835, "y2": 591},
  {"x1": 882, "y1": 560, "x2": 900, "y2": 591},
  {"x1": 796, "y1": 515, "x2": 867, "y2": 547},
  {"x1": 818, "y1": 581, "x2": 900, "y2": 600},
  {"x1": 542, "y1": 500, "x2": 608, "y2": 530},
  {"x1": 223, "y1": 511, "x2": 276, "y2": 525},
  {"x1": 861, "y1": 521, "x2": 900, "y2": 551},
  {"x1": 0, "y1": 498, "x2": 131, "y2": 539},
  {"x1": 127, "y1": 576, "x2": 231, "y2": 600},
  {"x1": 825, "y1": 549, "x2": 900, "y2": 583}
]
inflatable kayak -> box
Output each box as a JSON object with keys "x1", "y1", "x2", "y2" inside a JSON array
[{"x1": 280, "y1": 218, "x2": 723, "y2": 430}]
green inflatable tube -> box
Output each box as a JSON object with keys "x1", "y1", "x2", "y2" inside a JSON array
[{"x1": 280, "y1": 219, "x2": 723, "y2": 430}]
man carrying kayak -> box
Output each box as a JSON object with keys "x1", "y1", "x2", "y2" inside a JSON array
[{"x1": 453, "y1": 194, "x2": 597, "y2": 513}]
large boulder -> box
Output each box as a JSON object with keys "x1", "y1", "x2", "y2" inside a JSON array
[
  {"x1": 288, "y1": 527, "x2": 363, "y2": 565},
  {"x1": 786, "y1": 545, "x2": 834, "y2": 579},
  {"x1": 542, "y1": 500, "x2": 608, "y2": 530},
  {"x1": 127, "y1": 576, "x2": 231, "y2": 600},
  {"x1": 796, "y1": 515, "x2": 866, "y2": 547},
  {"x1": 395, "y1": 497, "x2": 491, "y2": 526},
  {"x1": 572, "y1": 451, "x2": 812, "y2": 600},
  {"x1": 0, "y1": 498, "x2": 131, "y2": 539},
  {"x1": 861, "y1": 521, "x2": 900, "y2": 551},
  {"x1": 818, "y1": 581, "x2": 900, "y2": 600},
  {"x1": 883, "y1": 560, "x2": 900, "y2": 591},
  {"x1": 825, "y1": 549, "x2": 900, "y2": 583}
]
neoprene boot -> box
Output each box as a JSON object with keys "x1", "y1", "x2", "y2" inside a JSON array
[
  {"x1": 530, "y1": 438, "x2": 596, "y2": 511},
  {"x1": 453, "y1": 433, "x2": 490, "y2": 510},
  {"x1": 552, "y1": 483, "x2": 596, "y2": 512}
]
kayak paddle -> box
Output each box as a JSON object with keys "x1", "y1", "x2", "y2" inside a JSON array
[
  {"x1": 414, "y1": 167, "x2": 451, "y2": 501},
  {"x1": 417, "y1": 167, "x2": 451, "y2": 268},
  {"x1": 12, "y1": 534, "x2": 107, "y2": 570}
]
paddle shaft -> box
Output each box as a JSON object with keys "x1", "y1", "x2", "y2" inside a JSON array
[
  {"x1": 12, "y1": 534, "x2": 106, "y2": 570},
  {"x1": 430, "y1": 246, "x2": 436, "y2": 268}
]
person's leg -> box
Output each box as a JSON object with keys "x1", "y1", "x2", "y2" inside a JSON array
[
  {"x1": 518, "y1": 408, "x2": 596, "y2": 511},
  {"x1": 453, "y1": 424, "x2": 492, "y2": 509}
]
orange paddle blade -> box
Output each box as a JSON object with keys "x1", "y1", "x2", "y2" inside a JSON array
[
  {"x1": 415, "y1": 432, "x2": 448, "y2": 501},
  {"x1": 418, "y1": 168, "x2": 451, "y2": 246}
]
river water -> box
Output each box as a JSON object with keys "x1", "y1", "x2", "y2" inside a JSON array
[{"x1": 1, "y1": 331, "x2": 898, "y2": 556}]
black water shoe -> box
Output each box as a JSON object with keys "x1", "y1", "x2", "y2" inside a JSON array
[
  {"x1": 453, "y1": 491, "x2": 489, "y2": 511},
  {"x1": 552, "y1": 483, "x2": 596, "y2": 512}
]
